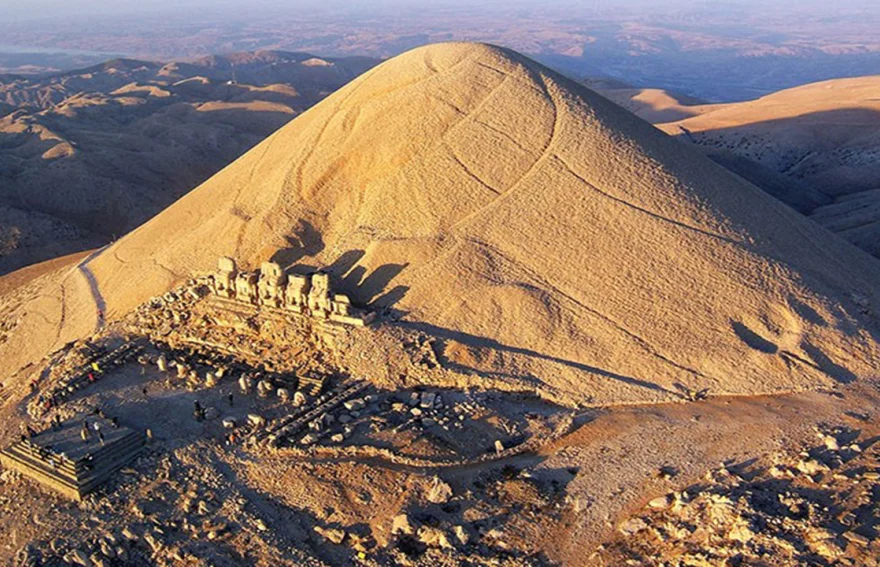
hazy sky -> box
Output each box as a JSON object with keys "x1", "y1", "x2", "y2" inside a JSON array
[
  {"x1": 2, "y1": 0, "x2": 876, "y2": 18},
  {"x1": 0, "y1": 0, "x2": 876, "y2": 101}
]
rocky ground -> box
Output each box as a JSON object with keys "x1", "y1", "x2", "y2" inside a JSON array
[
  {"x1": 596, "y1": 423, "x2": 880, "y2": 566},
  {"x1": 0, "y1": 275, "x2": 878, "y2": 566}
]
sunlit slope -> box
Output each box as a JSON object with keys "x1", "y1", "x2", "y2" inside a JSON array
[{"x1": 3, "y1": 43, "x2": 879, "y2": 404}]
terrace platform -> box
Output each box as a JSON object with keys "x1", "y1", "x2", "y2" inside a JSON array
[{"x1": 0, "y1": 417, "x2": 144, "y2": 500}]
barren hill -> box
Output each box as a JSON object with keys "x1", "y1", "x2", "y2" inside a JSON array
[
  {"x1": 2, "y1": 42, "x2": 879, "y2": 406},
  {"x1": 648, "y1": 77, "x2": 880, "y2": 256},
  {"x1": 0, "y1": 51, "x2": 379, "y2": 274}
]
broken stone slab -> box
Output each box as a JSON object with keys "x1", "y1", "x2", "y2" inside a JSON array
[
  {"x1": 121, "y1": 526, "x2": 139, "y2": 542},
  {"x1": 247, "y1": 414, "x2": 267, "y2": 428},
  {"x1": 99, "y1": 541, "x2": 116, "y2": 559},
  {"x1": 257, "y1": 380, "x2": 273, "y2": 397},
  {"x1": 344, "y1": 398, "x2": 366, "y2": 411},
  {"x1": 144, "y1": 532, "x2": 163, "y2": 553},
  {"x1": 420, "y1": 392, "x2": 436, "y2": 409},
  {"x1": 314, "y1": 526, "x2": 346, "y2": 545},
  {"x1": 797, "y1": 459, "x2": 829, "y2": 475}
]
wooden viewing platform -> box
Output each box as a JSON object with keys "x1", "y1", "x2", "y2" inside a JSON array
[{"x1": 0, "y1": 417, "x2": 145, "y2": 500}]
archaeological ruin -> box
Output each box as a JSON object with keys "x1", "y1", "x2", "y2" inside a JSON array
[
  {"x1": 0, "y1": 417, "x2": 145, "y2": 501},
  {"x1": 209, "y1": 257, "x2": 375, "y2": 326}
]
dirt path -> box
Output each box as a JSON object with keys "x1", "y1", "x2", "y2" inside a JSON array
[{"x1": 73, "y1": 245, "x2": 109, "y2": 331}]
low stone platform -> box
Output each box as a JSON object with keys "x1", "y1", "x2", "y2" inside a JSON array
[{"x1": 0, "y1": 417, "x2": 144, "y2": 500}]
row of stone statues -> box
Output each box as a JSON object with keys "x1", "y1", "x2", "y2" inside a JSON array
[{"x1": 209, "y1": 257, "x2": 374, "y2": 326}]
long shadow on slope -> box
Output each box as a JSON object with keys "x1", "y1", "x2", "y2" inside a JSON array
[
  {"x1": 270, "y1": 220, "x2": 325, "y2": 270},
  {"x1": 320, "y1": 249, "x2": 410, "y2": 311},
  {"x1": 393, "y1": 320, "x2": 675, "y2": 397}
]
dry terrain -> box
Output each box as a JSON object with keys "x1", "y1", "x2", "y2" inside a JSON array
[
  {"x1": 0, "y1": 43, "x2": 878, "y2": 566},
  {"x1": 2, "y1": 1, "x2": 878, "y2": 102},
  {"x1": 595, "y1": 76, "x2": 880, "y2": 257},
  {"x1": 0, "y1": 51, "x2": 378, "y2": 274}
]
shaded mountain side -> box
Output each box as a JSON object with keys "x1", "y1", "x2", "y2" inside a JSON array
[
  {"x1": 1, "y1": 43, "x2": 878, "y2": 407},
  {"x1": 646, "y1": 77, "x2": 880, "y2": 256},
  {"x1": 700, "y1": 149, "x2": 831, "y2": 214}
]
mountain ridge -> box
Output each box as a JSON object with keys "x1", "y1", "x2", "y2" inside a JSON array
[{"x1": 2, "y1": 42, "x2": 877, "y2": 407}]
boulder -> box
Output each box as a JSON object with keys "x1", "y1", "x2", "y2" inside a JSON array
[
  {"x1": 426, "y1": 477, "x2": 453, "y2": 504},
  {"x1": 417, "y1": 526, "x2": 452, "y2": 549},
  {"x1": 619, "y1": 517, "x2": 648, "y2": 536},
  {"x1": 391, "y1": 514, "x2": 414, "y2": 535},
  {"x1": 648, "y1": 494, "x2": 672, "y2": 510}
]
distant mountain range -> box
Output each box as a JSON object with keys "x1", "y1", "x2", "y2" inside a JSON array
[{"x1": 0, "y1": 50, "x2": 380, "y2": 274}]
